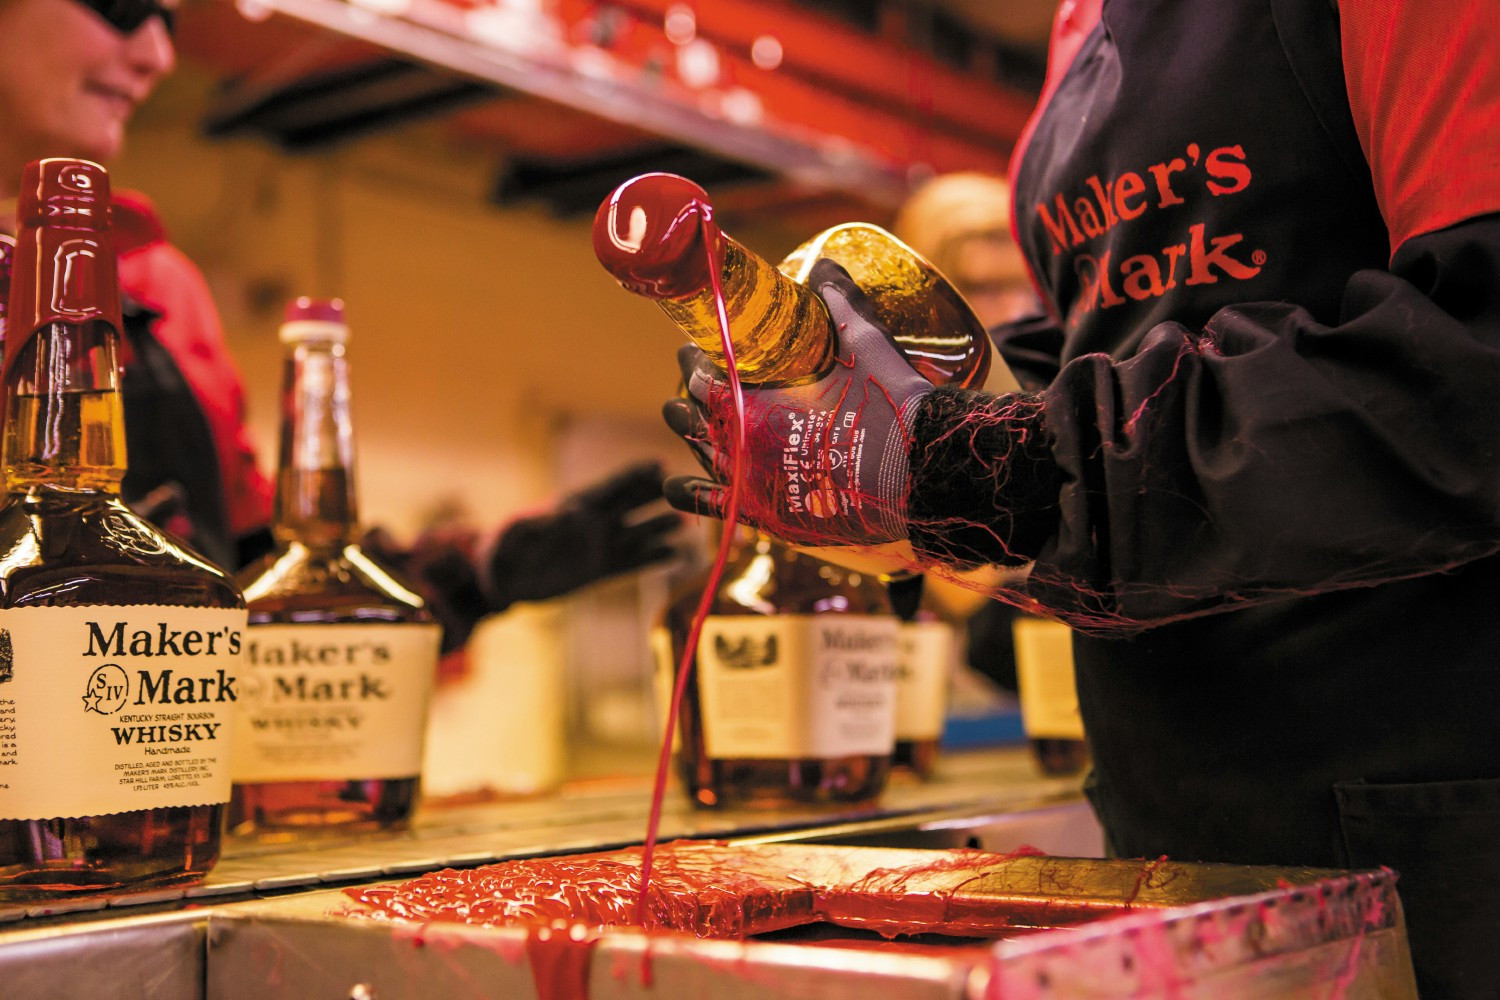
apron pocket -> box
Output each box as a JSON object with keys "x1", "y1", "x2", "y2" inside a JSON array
[{"x1": 1336, "y1": 777, "x2": 1500, "y2": 1000}]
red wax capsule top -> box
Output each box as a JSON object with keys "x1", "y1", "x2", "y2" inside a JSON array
[
  {"x1": 592, "y1": 173, "x2": 721, "y2": 300},
  {"x1": 18, "y1": 158, "x2": 110, "y2": 231},
  {"x1": 6, "y1": 158, "x2": 122, "y2": 379},
  {"x1": 279, "y1": 296, "x2": 349, "y2": 344},
  {"x1": 284, "y1": 296, "x2": 346, "y2": 324}
]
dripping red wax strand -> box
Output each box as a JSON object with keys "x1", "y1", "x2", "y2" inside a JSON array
[
  {"x1": 637, "y1": 191, "x2": 749, "y2": 922},
  {"x1": 525, "y1": 925, "x2": 599, "y2": 1000}
]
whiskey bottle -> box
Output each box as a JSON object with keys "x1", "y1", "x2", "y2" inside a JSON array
[
  {"x1": 0, "y1": 159, "x2": 246, "y2": 897},
  {"x1": 888, "y1": 578, "x2": 956, "y2": 779},
  {"x1": 229, "y1": 298, "x2": 439, "y2": 836},
  {"x1": 654, "y1": 530, "x2": 899, "y2": 808},
  {"x1": 1012, "y1": 615, "x2": 1090, "y2": 777},
  {"x1": 593, "y1": 173, "x2": 1004, "y2": 390}
]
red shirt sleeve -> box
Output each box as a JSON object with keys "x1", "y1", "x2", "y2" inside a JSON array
[
  {"x1": 1007, "y1": 0, "x2": 1104, "y2": 314},
  {"x1": 113, "y1": 195, "x2": 274, "y2": 539},
  {"x1": 1340, "y1": 0, "x2": 1500, "y2": 255}
]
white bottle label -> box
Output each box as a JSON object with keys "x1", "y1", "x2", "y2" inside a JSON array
[
  {"x1": 0, "y1": 606, "x2": 247, "y2": 821},
  {"x1": 896, "y1": 621, "x2": 954, "y2": 741},
  {"x1": 232, "y1": 623, "x2": 440, "y2": 783},
  {"x1": 1013, "y1": 616, "x2": 1085, "y2": 739},
  {"x1": 697, "y1": 614, "x2": 898, "y2": 760}
]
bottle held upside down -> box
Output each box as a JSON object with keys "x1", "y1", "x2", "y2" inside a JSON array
[{"x1": 592, "y1": 172, "x2": 999, "y2": 389}]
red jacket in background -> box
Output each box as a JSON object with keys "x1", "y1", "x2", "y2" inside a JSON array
[{"x1": 112, "y1": 190, "x2": 273, "y2": 551}]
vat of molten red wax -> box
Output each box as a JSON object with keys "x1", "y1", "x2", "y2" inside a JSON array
[{"x1": 198, "y1": 843, "x2": 1416, "y2": 1000}]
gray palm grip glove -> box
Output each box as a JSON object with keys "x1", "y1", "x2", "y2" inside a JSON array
[{"x1": 662, "y1": 259, "x2": 933, "y2": 548}]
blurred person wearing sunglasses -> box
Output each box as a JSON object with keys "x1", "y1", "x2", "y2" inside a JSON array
[
  {"x1": 0, "y1": 0, "x2": 175, "y2": 174},
  {"x1": 0, "y1": 0, "x2": 679, "y2": 645}
]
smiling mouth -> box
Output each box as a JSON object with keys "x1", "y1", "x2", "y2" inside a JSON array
[{"x1": 84, "y1": 84, "x2": 141, "y2": 112}]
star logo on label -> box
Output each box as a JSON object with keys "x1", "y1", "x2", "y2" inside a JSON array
[{"x1": 81, "y1": 664, "x2": 130, "y2": 716}]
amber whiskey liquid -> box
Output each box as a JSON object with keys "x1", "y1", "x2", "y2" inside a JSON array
[
  {"x1": 656, "y1": 534, "x2": 898, "y2": 808},
  {"x1": 230, "y1": 300, "x2": 437, "y2": 837}
]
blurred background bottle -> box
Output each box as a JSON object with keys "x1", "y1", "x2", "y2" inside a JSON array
[
  {"x1": 593, "y1": 172, "x2": 1003, "y2": 390},
  {"x1": 229, "y1": 298, "x2": 439, "y2": 837},
  {"x1": 888, "y1": 577, "x2": 957, "y2": 779},
  {"x1": 1012, "y1": 615, "x2": 1089, "y2": 777},
  {"x1": 653, "y1": 529, "x2": 898, "y2": 808},
  {"x1": 0, "y1": 159, "x2": 245, "y2": 896}
]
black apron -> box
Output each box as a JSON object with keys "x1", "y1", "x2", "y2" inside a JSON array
[{"x1": 1011, "y1": 3, "x2": 1500, "y2": 996}]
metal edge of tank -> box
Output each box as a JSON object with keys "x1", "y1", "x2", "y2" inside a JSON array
[
  {"x1": 200, "y1": 852, "x2": 1419, "y2": 1000},
  {"x1": 0, "y1": 908, "x2": 207, "y2": 1000},
  {"x1": 973, "y1": 867, "x2": 1419, "y2": 1000},
  {"x1": 203, "y1": 905, "x2": 979, "y2": 1000}
]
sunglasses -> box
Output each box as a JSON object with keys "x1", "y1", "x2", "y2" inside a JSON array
[{"x1": 74, "y1": 0, "x2": 177, "y2": 36}]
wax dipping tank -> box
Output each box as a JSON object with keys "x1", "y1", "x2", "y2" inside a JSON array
[{"x1": 197, "y1": 844, "x2": 1414, "y2": 1000}]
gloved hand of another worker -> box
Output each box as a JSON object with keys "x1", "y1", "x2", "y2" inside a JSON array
[
  {"x1": 481, "y1": 461, "x2": 681, "y2": 609},
  {"x1": 372, "y1": 462, "x2": 681, "y2": 655},
  {"x1": 661, "y1": 259, "x2": 933, "y2": 548}
]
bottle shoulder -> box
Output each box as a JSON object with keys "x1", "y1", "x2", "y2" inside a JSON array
[
  {"x1": 237, "y1": 541, "x2": 430, "y2": 622},
  {"x1": 664, "y1": 543, "x2": 891, "y2": 623},
  {"x1": 0, "y1": 490, "x2": 244, "y2": 609}
]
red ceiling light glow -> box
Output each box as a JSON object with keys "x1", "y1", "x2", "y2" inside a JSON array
[
  {"x1": 663, "y1": 3, "x2": 695, "y2": 45},
  {"x1": 750, "y1": 34, "x2": 782, "y2": 70}
]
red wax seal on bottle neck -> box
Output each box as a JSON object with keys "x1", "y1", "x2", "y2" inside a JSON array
[
  {"x1": 279, "y1": 296, "x2": 349, "y2": 344},
  {"x1": 5, "y1": 158, "x2": 123, "y2": 376},
  {"x1": 284, "y1": 296, "x2": 346, "y2": 325},
  {"x1": 17, "y1": 158, "x2": 111, "y2": 231},
  {"x1": 592, "y1": 173, "x2": 722, "y2": 300}
]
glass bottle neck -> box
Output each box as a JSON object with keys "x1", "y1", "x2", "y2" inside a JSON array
[
  {"x1": 272, "y1": 338, "x2": 358, "y2": 548},
  {"x1": 2, "y1": 320, "x2": 128, "y2": 493},
  {"x1": 657, "y1": 236, "x2": 835, "y2": 385}
]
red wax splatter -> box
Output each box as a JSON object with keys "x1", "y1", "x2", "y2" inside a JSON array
[
  {"x1": 345, "y1": 842, "x2": 817, "y2": 939},
  {"x1": 1123, "y1": 855, "x2": 1173, "y2": 908},
  {"x1": 344, "y1": 841, "x2": 1108, "y2": 943},
  {"x1": 592, "y1": 173, "x2": 722, "y2": 300}
]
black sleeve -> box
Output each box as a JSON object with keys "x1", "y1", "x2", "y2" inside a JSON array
[
  {"x1": 906, "y1": 212, "x2": 1500, "y2": 628},
  {"x1": 992, "y1": 314, "x2": 1066, "y2": 393}
]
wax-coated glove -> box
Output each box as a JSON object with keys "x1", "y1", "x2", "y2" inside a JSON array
[{"x1": 661, "y1": 259, "x2": 933, "y2": 548}]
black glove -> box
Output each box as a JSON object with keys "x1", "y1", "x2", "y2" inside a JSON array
[
  {"x1": 363, "y1": 463, "x2": 679, "y2": 655},
  {"x1": 480, "y1": 461, "x2": 681, "y2": 609}
]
